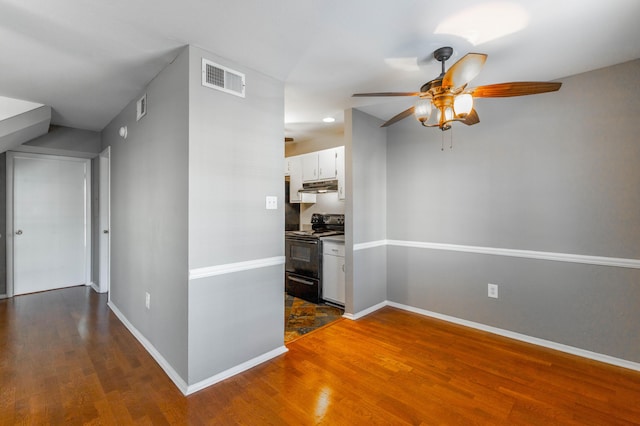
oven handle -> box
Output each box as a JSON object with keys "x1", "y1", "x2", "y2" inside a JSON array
[
  {"x1": 288, "y1": 276, "x2": 315, "y2": 286},
  {"x1": 286, "y1": 237, "x2": 319, "y2": 245}
]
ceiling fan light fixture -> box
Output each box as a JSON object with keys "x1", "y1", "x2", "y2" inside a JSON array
[
  {"x1": 437, "y1": 106, "x2": 454, "y2": 123},
  {"x1": 444, "y1": 107, "x2": 454, "y2": 122},
  {"x1": 454, "y1": 93, "x2": 473, "y2": 117},
  {"x1": 414, "y1": 99, "x2": 432, "y2": 123}
]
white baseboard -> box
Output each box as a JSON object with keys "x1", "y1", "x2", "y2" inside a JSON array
[
  {"x1": 89, "y1": 282, "x2": 101, "y2": 293},
  {"x1": 108, "y1": 301, "x2": 190, "y2": 394},
  {"x1": 186, "y1": 346, "x2": 288, "y2": 395},
  {"x1": 345, "y1": 300, "x2": 640, "y2": 373},
  {"x1": 108, "y1": 301, "x2": 288, "y2": 396},
  {"x1": 343, "y1": 300, "x2": 388, "y2": 320}
]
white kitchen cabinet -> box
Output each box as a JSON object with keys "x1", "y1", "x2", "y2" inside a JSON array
[
  {"x1": 318, "y1": 149, "x2": 338, "y2": 180},
  {"x1": 302, "y1": 148, "x2": 338, "y2": 182},
  {"x1": 323, "y1": 241, "x2": 345, "y2": 305},
  {"x1": 284, "y1": 157, "x2": 292, "y2": 176},
  {"x1": 335, "y1": 146, "x2": 345, "y2": 200},
  {"x1": 302, "y1": 153, "x2": 318, "y2": 182},
  {"x1": 288, "y1": 156, "x2": 316, "y2": 204}
]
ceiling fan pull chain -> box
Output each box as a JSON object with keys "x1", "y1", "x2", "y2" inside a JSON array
[
  {"x1": 441, "y1": 132, "x2": 444, "y2": 151},
  {"x1": 450, "y1": 127, "x2": 453, "y2": 149}
]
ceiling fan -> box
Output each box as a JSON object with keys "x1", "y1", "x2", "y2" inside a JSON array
[{"x1": 353, "y1": 47, "x2": 562, "y2": 131}]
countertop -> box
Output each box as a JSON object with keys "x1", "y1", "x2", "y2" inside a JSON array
[{"x1": 321, "y1": 234, "x2": 345, "y2": 243}]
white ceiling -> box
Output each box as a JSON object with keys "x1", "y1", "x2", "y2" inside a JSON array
[{"x1": 1, "y1": 0, "x2": 639, "y2": 143}]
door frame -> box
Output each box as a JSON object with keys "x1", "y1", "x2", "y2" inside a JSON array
[
  {"x1": 98, "y1": 147, "x2": 111, "y2": 295},
  {"x1": 6, "y1": 152, "x2": 92, "y2": 297}
]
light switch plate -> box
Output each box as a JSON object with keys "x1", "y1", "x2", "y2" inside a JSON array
[
  {"x1": 266, "y1": 196, "x2": 277, "y2": 210},
  {"x1": 488, "y1": 283, "x2": 498, "y2": 299}
]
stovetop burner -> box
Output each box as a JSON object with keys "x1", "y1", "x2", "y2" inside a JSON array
[{"x1": 286, "y1": 213, "x2": 345, "y2": 240}]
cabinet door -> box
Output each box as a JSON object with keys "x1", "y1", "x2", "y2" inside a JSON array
[
  {"x1": 284, "y1": 157, "x2": 291, "y2": 176},
  {"x1": 322, "y1": 241, "x2": 345, "y2": 305},
  {"x1": 336, "y1": 257, "x2": 345, "y2": 304},
  {"x1": 302, "y1": 153, "x2": 318, "y2": 182},
  {"x1": 289, "y1": 156, "x2": 302, "y2": 203},
  {"x1": 318, "y1": 149, "x2": 337, "y2": 180},
  {"x1": 335, "y1": 146, "x2": 345, "y2": 199},
  {"x1": 322, "y1": 254, "x2": 341, "y2": 303}
]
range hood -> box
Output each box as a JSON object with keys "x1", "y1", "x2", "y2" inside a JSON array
[{"x1": 299, "y1": 179, "x2": 338, "y2": 194}]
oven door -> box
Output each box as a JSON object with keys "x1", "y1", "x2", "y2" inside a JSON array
[
  {"x1": 285, "y1": 237, "x2": 320, "y2": 278},
  {"x1": 285, "y1": 272, "x2": 321, "y2": 304}
]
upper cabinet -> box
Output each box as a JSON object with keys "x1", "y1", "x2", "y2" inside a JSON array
[
  {"x1": 318, "y1": 149, "x2": 338, "y2": 180},
  {"x1": 302, "y1": 149, "x2": 338, "y2": 182},
  {"x1": 286, "y1": 146, "x2": 345, "y2": 202},
  {"x1": 335, "y1": 146, "x2": 345, "y2": 200},
  {"x1": 284, "y1": 156, "x2": 292, "y2": 176},
  {"x1": 288, "y1": 156, "x2": 316, "y2": 204},
  {"x1": 302, "y1": 153, "x2": 319, "y2": 181}
]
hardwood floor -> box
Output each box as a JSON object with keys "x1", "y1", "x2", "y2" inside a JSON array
[{"x1": 1, "y1": 286, "x2": 640, "y2": 425}]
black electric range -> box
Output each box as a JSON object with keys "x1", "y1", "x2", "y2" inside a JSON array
[{"x1": 284, "y1": 213, "x2": 344, "y2": 303}]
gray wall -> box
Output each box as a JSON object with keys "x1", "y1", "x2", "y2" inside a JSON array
[
  {"x1": 100, "y1": 44, "x2": 285, "y2": 387},
  {"x1": 346, "y1": 108, "x2": 387, "y2": 314},
  {"x1": 0, "y1": 153, "x2": 5, "y2": 296},
  {"x1": 102, "y1": 47, "x2": 190, "y2": 381},
  {"x1": 186, "y1": 46, "x2": 285, "y2": 384},
  {"x1": 23, "y1": 125, "x2": 101, "y2": 156},
  {"x1": 384, "y1": 59, "x2": 640, "y2": 362},
  {"x1": 187, "y1": 46, "x2": 284, "y2": 269}
]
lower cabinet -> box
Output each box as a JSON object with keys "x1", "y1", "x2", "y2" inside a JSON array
[{"x1": 322, "y1": 241, "x2": 345, "y2": 305}]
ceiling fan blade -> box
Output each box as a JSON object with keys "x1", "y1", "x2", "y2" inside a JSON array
[
  {"x1": 442, "y1": 53, "x2": 487, "y2": 88},
  {"x1": 381, "y1": 106, "x2": 415, "y2": 127},
  {"x1": 284, "y1": 137, "x2": 294, "y2": 142},
  {"x1": 461, "y1": 109, "x2": 479, "y2": 126},
  {"x1": 353, "y1": 92, "x2": 421, "y2": 97},
  {"x1": 471, "y1": 82, "x2": 562, "y2": 98}
]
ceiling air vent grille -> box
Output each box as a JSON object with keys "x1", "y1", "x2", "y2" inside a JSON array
[{"x1": 202, "y1": 58, "x2": 245, "y2": 98}]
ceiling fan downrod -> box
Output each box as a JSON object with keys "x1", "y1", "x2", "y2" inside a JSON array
[{"x1": 433, "y1": 46, "x2": 453, "y2": 76}]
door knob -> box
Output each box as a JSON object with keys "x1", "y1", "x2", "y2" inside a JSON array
[
  {"x1": 103, "y1": 230, "x2": 109, "y2": 234},
  {"x1": 15, "y1": 230, "x2": 23, "y2": 235}
]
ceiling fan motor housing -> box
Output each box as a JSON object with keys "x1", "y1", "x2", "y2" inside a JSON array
[{"x1": 433, "y1": 46, "x2": 453, "y2": 62}]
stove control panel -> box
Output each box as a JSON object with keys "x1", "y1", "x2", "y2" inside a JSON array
[{"x1": 311, "y1": 213, "x2": 345, "y2": 225}]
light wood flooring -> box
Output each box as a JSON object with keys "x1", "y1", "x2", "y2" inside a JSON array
[{"x1": 1, "y1": 286, "x2": 639, "y2": 424}]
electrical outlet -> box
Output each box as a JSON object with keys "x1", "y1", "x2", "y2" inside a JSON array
[
  {"x1": 145, "y1": 292, "x2": 151, "y2": 309},
  {"x1": 488, "y1": 283, "x2": 499, "y2": 299}
]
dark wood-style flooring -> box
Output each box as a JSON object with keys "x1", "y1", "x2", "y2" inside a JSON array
[{"x1": 1, "y1": 286, "x2": 640, "y2": 424}]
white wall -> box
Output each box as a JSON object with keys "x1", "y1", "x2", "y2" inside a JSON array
[{"x1": 299, "y1": 192, "x2": 345, "y2": 228}]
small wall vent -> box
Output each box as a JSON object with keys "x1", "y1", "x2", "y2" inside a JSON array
[
  {"x1": 201, "y1": 59, "x2": 245, "y2": 98},
  {"x1": 136, "y1": 93, "x2": 147, "y2": 121}
]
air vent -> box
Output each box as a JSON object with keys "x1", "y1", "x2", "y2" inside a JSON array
[
  {"x1": 136, "y1": 93, "x2": 147, "y2": 121},
  {"x1": 201, "y1": 58, "x2": 245, "y2": 98}
]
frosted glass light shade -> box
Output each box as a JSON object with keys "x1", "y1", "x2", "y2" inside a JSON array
[
  {"x1": 454, "y1": 93, "x2": 473, "y2": 116},
  {"x1": 414, "y1": 99, "x2": 432, "y2": 122}
]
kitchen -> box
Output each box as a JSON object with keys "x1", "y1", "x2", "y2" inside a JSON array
[{"x1": 284, "y1": 144, "x2": 346, "y2": 341}]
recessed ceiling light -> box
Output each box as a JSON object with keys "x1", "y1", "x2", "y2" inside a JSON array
[{"x1": 322, "y1": 117, "x2": 335, "y2": 123}]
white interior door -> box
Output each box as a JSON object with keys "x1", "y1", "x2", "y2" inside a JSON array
[
  {"x1": 11, "y1": 153, "x2": 90, "y2": 296},
  {"x1": 98, "y1": 148, "x2": 110, "y2": 293}
]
